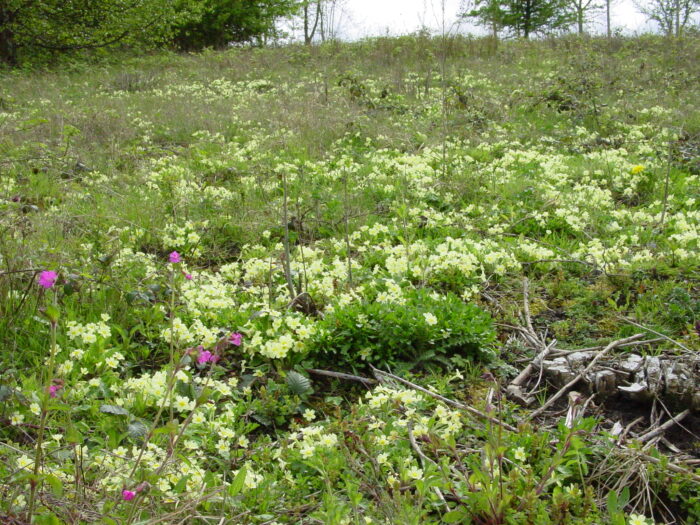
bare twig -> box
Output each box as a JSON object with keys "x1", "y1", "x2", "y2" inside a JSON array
[
  {"x1": 548, "y1": 338, "x2": 664, "y2": 357},
  {"x1": 616, "y1": 315, "x2": 692, "y2": 354},
  {"x1": 634, "y1": 450, "x2": 700, "y2": 484},
  {"x1": 522, "y1": 277, "x2": 538, "y2": 344},
  {"x1": 510, "y1": 340, "x2": 557, "y2": 389},
  {"x1": 528, "y1": 334, "x2": 645, "y2": 420},
  {"x1": 637, "y1": 410, "x2": 690, "y2": 443},
  {"x1": 370, "y1": 366, "x2": 517, "y2": 433},
  {"x1": 507, "y1": 340, "x2": 557, "y2": 406},
  {"x1": 407, "y1": 423, "x2": 448, "y2": 508},
  {"x1": 281, "y1": 170, "x2": 298, "y2": 302},
  {"x1": 618, "y1": 416, "x2": 645, "y2": 445},
  {"x1": 658, "y1": 138, "x2": 673, "y2": 231},
  {"x1": 306, "y1": 368, "x2": 377, "y2": 386},
  {"x1": 0, "y1": 268, "x2": 42, "y2": 276}
]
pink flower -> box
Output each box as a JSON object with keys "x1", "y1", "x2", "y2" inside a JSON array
[
  {"x1": 122, "y1": 489, "x2": 136, "y2": 501},
  {"x1": 185, "y1": 273, "x2": 193, "y2": 280},
  {"x1": 38, "y1": 271, "x2": 57, "y2": 289},
  {"x1": 197, "y1": 349, "x2": 219, "y2": 364},
  {"x1": 48, "y1": 385, "x2": 61, "y2": 398},
  {"x1": 229, "y1": 332, "x2": 243, "y2": 346},
  {"x1": 168, "y1": 251, "x2": 181, "y2": 264}
]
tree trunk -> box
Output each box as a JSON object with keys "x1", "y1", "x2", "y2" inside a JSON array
[
  {"x1": 303, "y1": 0, "x2": 322, "y2": 45},
  {"x1": 606, "y1": 0, "x2": 611, "y2": 38},
  {"x1": 578, "y1": 9, "x2": 584, "y2": 33},
  {"x1": 523, "y1": 0, "x2": 531, "y2": 39},
  {"x1": 0, "y1": 6, "x2": 17, "y2": 66}
]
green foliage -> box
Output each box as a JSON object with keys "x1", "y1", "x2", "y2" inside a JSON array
[
  {"x1": 0, "y1": 0, "x2": 196, "y2": 66},
  {"x1": 248, "y1": 374, "x2": 312, "y2": 427},
  {"x1": 464, "y1": 0, "x2": 575, "y2": 38},
  {"x1": 172, "y1": 0, "x2": 300, "y2": 50},
  {"x1": 285, "y1": 370, "x2": 313, "y2": 396},
  {"x1": 312, "y1": 289, "x2": 496, "y2": 370},
  {"x1": 0, "y1": 35, "x2": 698, "y2": 524}
]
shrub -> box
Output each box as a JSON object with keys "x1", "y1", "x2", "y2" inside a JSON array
[{"x1": 310, "y1": 288, "x2": 496, "y2": 371}]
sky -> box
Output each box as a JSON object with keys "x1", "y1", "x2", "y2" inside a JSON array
[{"x1": 328, "y1": 0, "x2": 653, "y2": 39}]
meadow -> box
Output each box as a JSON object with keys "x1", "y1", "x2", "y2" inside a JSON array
[{"x1": 0, "y1": 34, "x2": 699, "y2": 524}]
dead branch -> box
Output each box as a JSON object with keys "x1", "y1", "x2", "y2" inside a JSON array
[
  {"x1": 528, "y1": 334, "x2": 646, "y2": 420},
  {"x1": 407, "y1": 423, "x2": 448, "y2": 508},
  {"x1": 616, "y1": 315, "x2": 693, "y2": 355},
  {"x1": 637, "y1": 410, "x2": 691, "y2": 444},
  {"x1": 507, "y1": 340, "x2": 557, "y2": 406},
  {"x1": 548, "y1": 338, "x2": 664, "y2": 357},
  {"x1": 370, "y1": 366, "x2": 518, "y2": 433},
  {"x1": 306, "y1": 368, "x2": 376, "y2": 386}
]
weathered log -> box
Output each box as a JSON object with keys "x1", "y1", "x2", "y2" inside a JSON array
[{"x1": 540, "y1": 350, "x2": 700, "y2": 411}]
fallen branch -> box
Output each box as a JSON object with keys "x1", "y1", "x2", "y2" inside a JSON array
[
  {"x1": 507, "y1": 340, "x2": 557, "y2": 406},
  {"x1": 370, "y1": 366, "x2": 518, "y2": 433},
  {"x1": 522, "y1": 277, "x2": 539, "y2": 345},
  {"x1": 616, "y1": 315, "x2": 693, "y2": 355},
  {"x1": 548, "y1": 338, "x2": 664, "y2": 357},
  {"x1": 528, "y1": 334, "x2": 645, "y2": 420},
  {"x1": 635, "y1": 450, "x2": 700, "y2": 484},
  {"x1": 637, "y1": 410, "x2": 691, "y2": 444},
  {"x1": 306, "y1": 368, "x2": 376, "y2": 386},
  {"x1": 407, "y1": 423, "x2": 448, "y2": 508}
]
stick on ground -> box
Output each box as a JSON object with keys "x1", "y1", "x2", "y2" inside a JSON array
[
  {"x1": 528, "y1": 333, "x2": 645, "y2": 420},
  {"x1": 370, "y1": 365, "x2": 518, "y2": 433}
]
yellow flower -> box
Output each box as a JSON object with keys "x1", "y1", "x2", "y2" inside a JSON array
[
  {"x1": 16, "y1": 455, "x2": 33, "y2": 469},
  {"x1": 630, "y1": 165, "x2": 644, "y2": 174},
  {"x1": 406, "y1": 466, "x2": 423, "y2": 480},
  {"x1": 423, "y1": 312, "x2": 438, "y2": 326},
  {"x1": 628, "y1": 515, "x2": 649, "y2": 525}
]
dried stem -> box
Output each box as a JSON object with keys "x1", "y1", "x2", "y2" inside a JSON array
[
  {"x1": 528, "y1": 333, "x2": 645, "y2": 420},
  {"x1": 370, "y1": 366, "x2": 517, "y2": 433}
]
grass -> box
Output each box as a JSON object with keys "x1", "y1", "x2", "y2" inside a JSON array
[{"x1": 0, "y1": 33, "x2": 699, "y2": 524}]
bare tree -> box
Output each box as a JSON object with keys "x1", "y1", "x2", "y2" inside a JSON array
[
  {"x1": 319, "y1": 0, "x2": 348, "y2": 41},
  {"x1": 636, "y1": 0, "x2": 699, "y2": 36},
  {"x1": 569, "y1": 0, "x2": 603, "y2": 33},
  {"x1": 302, "y1": 0, "x2": 321, "y2": 44}
]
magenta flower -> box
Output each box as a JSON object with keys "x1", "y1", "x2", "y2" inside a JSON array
[
  {"x1": 122, "y1": 489, "x2": 136, "y2": 501},
  {"x1": 48, "y1": 385, "x2": 61, "y2": 398},
  {"x1": 38, "y1": 271, "x2": 58, "y2": 289},
  {"x1": 229, "y1": 332, "x2": 243, "y2": 346},
  {"x1": 197, "y1": 350, "x2": 214, "y2": 364},
  {"x1": 185, "y1": 273, "x2": 193, "y2": 280},
  {"x1": 168, "y1": 251, "x2": 181, "y2": 264}
]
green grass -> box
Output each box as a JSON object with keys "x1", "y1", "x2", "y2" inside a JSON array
[{"x1": 0, "y1": 34, "x2": 699, "y2": 524}]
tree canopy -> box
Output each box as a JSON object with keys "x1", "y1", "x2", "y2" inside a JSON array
[
  {"x1": 0, "y1": 0, "x2": 197, "y2": 65},
  {"x1": 172, "y1": 0, "x2": 300, "y2": 50},
  {"x1": 464, "y1": 0, "x2": 576, "y2": 38},
  {"x1": 0, "y1": 0, "x2": 302, "y2": 66}
]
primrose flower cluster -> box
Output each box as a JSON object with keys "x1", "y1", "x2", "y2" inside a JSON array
[{"x1": 0, "y1": 41, "x2": 696, "y2": 522}]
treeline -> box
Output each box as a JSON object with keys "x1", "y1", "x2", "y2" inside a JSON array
[
  {"x1": 1, "y1": 0, "x2": 698, "y2": 67},
  {"x1": 464, "y1": 0, "x2": 700, "y2": 39},
  {"x1": 0, "y1": 0, "x2": 313, "y2": 66}
]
